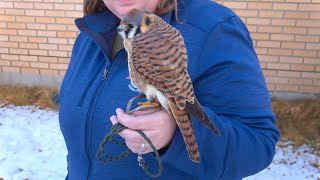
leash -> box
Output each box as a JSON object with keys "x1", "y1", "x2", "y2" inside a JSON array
[{"x1": 96, "y1": 95, "x2": 163, "y2": 178}]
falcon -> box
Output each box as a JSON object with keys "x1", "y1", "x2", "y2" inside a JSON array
[{"x1": 117, "y1": 8, "x2": 220, "y2": 163}]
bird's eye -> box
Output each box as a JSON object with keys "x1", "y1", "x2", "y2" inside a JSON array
[{"x1": 128, "y1": 24, "x2": 134, "y2": 29}]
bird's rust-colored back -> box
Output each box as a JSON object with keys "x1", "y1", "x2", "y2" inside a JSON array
[{"x1": 124, "y1": 12, "x2": 220, "y2": 163}]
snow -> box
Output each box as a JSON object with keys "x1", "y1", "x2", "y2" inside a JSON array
[
  {"x1": 0, "y1": 105, "x2": 319, "y2": 180},
  {"x1": 245, "y1": 142, "x2": 320, "y2": 180},
  {"x1": 0, "y1": 105, "x2": 67, "y2": 180}
]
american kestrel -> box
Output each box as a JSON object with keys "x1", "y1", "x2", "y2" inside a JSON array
[{"x1": 117, "y1": 8, "x2": 220, "y2": 163}]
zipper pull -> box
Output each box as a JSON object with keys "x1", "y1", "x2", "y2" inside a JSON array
[{"x1": 102, "y1": 68, "x2": 109, "y2": 80}]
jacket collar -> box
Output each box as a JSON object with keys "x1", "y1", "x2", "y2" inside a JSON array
[
  {"x1": 82, "y1": 10, "x2": 119, "y2": 33},
  {"x1": 74, "y1": 10, "x2": 173, "y2": 59}
]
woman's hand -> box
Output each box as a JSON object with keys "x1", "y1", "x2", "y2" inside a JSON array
[{"x1": 110, "y1": 107, "x2": 177, "y2": 154}]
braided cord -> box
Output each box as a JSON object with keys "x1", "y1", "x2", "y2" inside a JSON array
[{"x1": 96, "y1": 95, "x2": 163, "y2": 178}]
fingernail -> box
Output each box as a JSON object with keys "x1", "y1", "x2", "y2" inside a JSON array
[
  {"x1": 116, "y1": 108, "x2": 123, "y2": 115},
  {"x1": 110, "y1": 115, "x2": 117, "y2": 124}
]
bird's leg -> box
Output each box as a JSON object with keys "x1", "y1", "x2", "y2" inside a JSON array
[
  {"x1": 137, "y1": 100, "x2": 159, "y2": 107},
  {"x1": 139, "y1": 98, "x2": 161, "y2": 111},
  {"x1": 130, "y1": 98, "x2": 161, "y2": 114}
]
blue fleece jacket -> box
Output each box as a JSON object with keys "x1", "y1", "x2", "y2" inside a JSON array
[{"x1": 59, "y1": 0, "x2": 280, "y2": 179}]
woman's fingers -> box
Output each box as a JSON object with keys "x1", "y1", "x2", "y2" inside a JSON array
[
  {"x1": 116, "y1": 108, "x2": 157, "y2": 130},
  {"x1": 117, "y1": 128, "x2": 153, "y2": 154},
  {"x1": 110, "y1": 115, "x2": 150, "y2": 152},
  {"x1": 109, "y1": 107, "x2": 176, "y2": 154},
  {"x1": 109, "y1": 115, "x2": 118, "y2": 125},
  {"x1": 129, "y1": 105, "x2": 160, "y2": 116},
  {"x1": 125, "y1": 140, "x2": 151, "y2": 154},
  {"x1": 115, "y1": 108, "x2": 147, "y2": 130},
  {"x1": 115, "y1": 108, "x2": 172, "y2": 130}
]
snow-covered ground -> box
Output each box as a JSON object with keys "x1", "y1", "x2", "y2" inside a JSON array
[
  {"x1": 0, "y1": 105, "x2": 67, "y2": 180},
  {"x1": 0, "y1": 105, "x2": 319, "y2": 180}
]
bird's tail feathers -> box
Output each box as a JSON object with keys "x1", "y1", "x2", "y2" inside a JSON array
[{"x1": 168, "y1": 98, "x2": 200, "y2": 163}]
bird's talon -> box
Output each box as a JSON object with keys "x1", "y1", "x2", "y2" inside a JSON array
[{"x1": 138, "y1": 101, "x2": 159, "y2": 107}]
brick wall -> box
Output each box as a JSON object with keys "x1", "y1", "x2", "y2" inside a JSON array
[
  {"x1": 0, "y1": 0, "x2": 319, "y2": 94},
  {"x1": 0, "y1": 0, "x2": 82, "y2": 76},
  {"x1": 217, "y1": 0, "x2": 320, "y2": 94}
]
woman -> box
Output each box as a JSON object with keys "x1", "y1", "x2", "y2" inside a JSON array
[{"x1": 59, "y1": 0, "x2": 280, "y2": 179}]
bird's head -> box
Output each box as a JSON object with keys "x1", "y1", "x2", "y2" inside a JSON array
[{"x1": 117, "y1": 8, "x2": 156, "y2": 39}]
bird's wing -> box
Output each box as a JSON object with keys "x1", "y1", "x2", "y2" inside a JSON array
[
  {"x1": 131, "y1": 30, "x2": 193, "y2": 109},
  {"x1": 131, "y1": 30, "x2": 220, "y2": 136}
]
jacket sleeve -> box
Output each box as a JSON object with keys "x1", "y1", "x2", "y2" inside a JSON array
[{"x1": 161, "y1": 16, "x2": 280, "y2": 179}]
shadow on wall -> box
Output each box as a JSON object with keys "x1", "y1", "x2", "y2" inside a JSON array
[{"x1": 0, "y1": 72, "x2": 64, "y2": 90}]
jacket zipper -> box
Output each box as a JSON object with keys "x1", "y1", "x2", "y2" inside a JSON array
[
  {"x1": 85, "y1": 49, "x2": 124, "y2": 180},
  {"x1": 85, "y1": 66, "x2": 109, "y2": 180},
  {"x1": 79, "y1": 62, "x2": 105, "y2": 107},
  {"x1": 102, "y1": 68, "x2": 109, "y2": 80}
]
